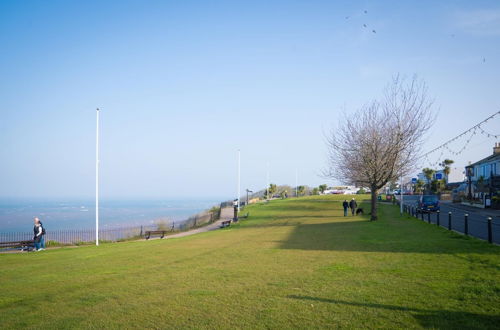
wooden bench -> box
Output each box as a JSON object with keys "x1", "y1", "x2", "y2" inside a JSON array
[
  {"x1": 0, "y1": 240, "x2": 35, "y2": 251},
  {"x1": 220, "y1": 220, "x2": 231, "y2": 228},
  {"x1": 144, "y1": 230, "x2": 168, "y2": 240}
]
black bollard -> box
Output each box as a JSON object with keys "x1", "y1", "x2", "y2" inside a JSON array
[
  {"x1": 464, "y1": 214, "x2": 469, "y2": 236},
  {"x1": 427, "y1": 211, "x2": 431, "y2": 224},
  {"x1": 421, "y1": 210, "x2": 424, "y2": 221},
  {"x1": 448, "y1": 212, "x2": 452, "y2": 230},
  {"x1": 436, "y1": 210, "x2": 440, "y2": 227},
  {"x1": 487, "y1": 217, "x2": 492, "y2": 243}
]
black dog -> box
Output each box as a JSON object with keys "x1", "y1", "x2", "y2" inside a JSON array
[{"x1": 355, "y1": 208, "x2": 364, "y2": 215}]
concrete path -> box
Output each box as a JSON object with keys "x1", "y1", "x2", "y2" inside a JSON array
[
  {"x1": 1, "y1": 207, "x2": 236, "y2": 253},
  {"x1": 159, "y1": 206, "x2": 234, "y2": 240}
]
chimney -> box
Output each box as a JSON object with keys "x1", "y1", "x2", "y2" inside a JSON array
[{"x1": 495, "y1": 142, "x2": 500, "y2": 155}]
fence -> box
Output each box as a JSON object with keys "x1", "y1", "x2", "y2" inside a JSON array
[
  {"x1": 398, "y1": 201, "x2": 500, "y2": 244},
  {"x1": 1, "y1": 207, "x2": 221, "y2": 248}
]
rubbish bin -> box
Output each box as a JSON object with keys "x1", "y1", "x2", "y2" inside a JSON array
[{"x1": 377, "y1": 195, "x2": 382, "y2": 201}]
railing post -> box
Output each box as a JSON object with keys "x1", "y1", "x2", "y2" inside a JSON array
[
  {"x1": 448, "y1": 212, "x2": 452, "y2": 230},
  {"x1": 464, "y1": 214, "x2": 469, "y2": 236},
  {"x1": 421, "y1": 210, "x2": 424, "y2": 221},
  {"x1": 487, "y1": 217, "x2": 492, "y2": 243},
  {"x1": 427, "y1": 212, "x2": 431, "y2": 224},
  {"x1": 436, "y1": 210, "x2": 440, "y2": 226}
]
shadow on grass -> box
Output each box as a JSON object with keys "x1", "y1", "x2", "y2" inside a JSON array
[
  {"x1": 247, "y1": 199, "x2": 497, "y2": 254},
  {"x1": 277, "y1": 220, "x2": 495, "y2": 254},
  {"x1": 288, "y1": 295, "x2": 500, "y2": 329}
]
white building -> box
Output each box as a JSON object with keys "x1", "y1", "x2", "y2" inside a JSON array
[
  {"x1": 465, "y1": 143, "x2": 500, "y2": 183},
  {"x1": 416, "y1": 167, "x2": 465, "y2": 184}
]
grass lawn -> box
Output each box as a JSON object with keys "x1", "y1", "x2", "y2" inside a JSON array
[{"x1": 1, "y1": 195, "x2": 499, "y2": 329}]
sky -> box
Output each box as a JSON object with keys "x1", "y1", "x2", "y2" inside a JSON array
[{"x1": 1, "y1": 0, "x2": 500, "y2": 199}]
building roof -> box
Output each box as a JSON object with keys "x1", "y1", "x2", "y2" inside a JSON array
[{"x1": 465, "y1": 153, "x2": 500, "y2": 168}]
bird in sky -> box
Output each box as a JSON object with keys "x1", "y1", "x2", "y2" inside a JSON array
[
  {"x1": 483, "y1": 58, "x2": 486, "y2": 63},
  {"x1": 364, "y1": 10, "x2": 368, "y2": 14},
  {"x1": 372, "y1": 29, "x2": 376, "y2": 33},
  {"x1": 345, "y1": 16, "x2": 349, "y2": 19},
  {"x1": 363, "y1": 24, "x2": 367, "y2": 28}
]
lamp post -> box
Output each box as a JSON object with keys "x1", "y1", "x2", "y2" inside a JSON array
[
  {"x1": 266, "y1": 162, "x2": 269, "y2": 201},
  {"x1": 246, "y1": 189, "x2": 253, "y2": 206},
  {"x1": 237, "y1": 149, "x2": 241, "y2": 213},
  {"x1": 467, "y1": 166, "x2": 473, "y2": 200},
  {"x1": 488, "y1": 169, "x2": 493, "y2": 208},
  {"x1": 400, "y1": 176, "x2": 403, "y2": 215},
  {"x1": 295, "y1": 168, "x2": 298, "y2": 198}
]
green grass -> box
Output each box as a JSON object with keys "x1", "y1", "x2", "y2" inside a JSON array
[{"x1": 1, "y1": 195, "x2": 499, "y2": 329}]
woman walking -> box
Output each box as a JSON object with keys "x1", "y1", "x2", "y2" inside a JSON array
[
  {"x1": 342, "y1": 200, "x2": 349, "y2": 216},
  {"x1": 33, "y1": 217, "x2": 44, "y2": 251}
]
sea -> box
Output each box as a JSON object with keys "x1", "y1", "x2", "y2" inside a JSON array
[{"x1": 0, "y1": 198, "x2": 223, "y2": 233}]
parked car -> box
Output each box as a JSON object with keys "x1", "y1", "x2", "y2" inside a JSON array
[{"x1": 415, "y1": 195, "x2": 440, "y2": 213}]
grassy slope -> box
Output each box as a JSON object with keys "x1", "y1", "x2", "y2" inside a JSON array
[{"x1": 1, "y1": 195, "x2": 499, "y2": 329}]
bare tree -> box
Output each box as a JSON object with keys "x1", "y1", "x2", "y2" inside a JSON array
[{"x1": 324, "y1": 75, "x2": 434, "y2": 220}]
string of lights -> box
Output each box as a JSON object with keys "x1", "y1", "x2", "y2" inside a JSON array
[
  {"x1": 443, "y1": 129, "x2": 476, "y2": 156},
  {"x1": 425, "y1": 149, "x2": 445, "y2": 168},
  {"x1": 420, "y1": 110, "x2": 500, "y2": 161},
  {"x1": 478, "y1": 126, "x2": 500, "y2": 139}
]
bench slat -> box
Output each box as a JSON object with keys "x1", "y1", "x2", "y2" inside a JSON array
[{"x1": 144, "y1": 230, "x2": 167, "y2": 240}]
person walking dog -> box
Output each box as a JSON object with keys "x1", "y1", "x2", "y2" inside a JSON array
[
  {"x1": 342, "y1": 200, "x2": 349, "y2": 217},
  {"x1": 349, "y1": 198, "x2": 357, "y2": 216}
]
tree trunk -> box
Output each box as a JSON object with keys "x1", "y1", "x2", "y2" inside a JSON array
[{"x1": 370, "y1": 187, "x2": 378, "y2": 221}]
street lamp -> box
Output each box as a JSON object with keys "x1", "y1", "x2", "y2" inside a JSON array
[
  {"x1": 246, "y1": 189, "x2": 253, "y2": 206},
  {"x1": 237, "y1": 149, "x2": 241, "y2": 213}
]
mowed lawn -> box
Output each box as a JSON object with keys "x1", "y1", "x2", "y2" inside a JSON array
[{"x1": 1, "y1": 195, "x2": 499, "y2": 329}]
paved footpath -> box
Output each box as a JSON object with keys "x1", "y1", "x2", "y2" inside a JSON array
[
  {"x1": 153, "y1": 206, "x2": 234, "y2": 240},
  {"x1": 1, "y1": 207, "x2": 236, "y2": 253}
]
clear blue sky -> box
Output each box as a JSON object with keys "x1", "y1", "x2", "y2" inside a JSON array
[{"x1": 1, "y1": 0, "x2": 499, "y2": 199}]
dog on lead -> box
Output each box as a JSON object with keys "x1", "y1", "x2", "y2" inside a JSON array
[{"x1": 355, "y1": 208, "x2": 364, "y2": 215}]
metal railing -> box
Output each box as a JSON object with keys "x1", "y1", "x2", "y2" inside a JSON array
[
  {"x1": 398, "y1": 201, "x2": 499, "y2": 244},
  {"x1": 1, "y1": 208, "x2": 220, "y2": 248}
]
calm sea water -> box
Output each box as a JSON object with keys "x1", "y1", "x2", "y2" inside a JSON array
[{"x1": 0, "y1": 198, "x2": 222, "y2": 233}]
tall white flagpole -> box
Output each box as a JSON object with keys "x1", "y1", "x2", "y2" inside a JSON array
[
  {"x1": 237, "y1": 149, "x2": 241, "y2": 213},
  {"x1": 96, "y1": 108, "x2": 100, "y2": 246}
]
